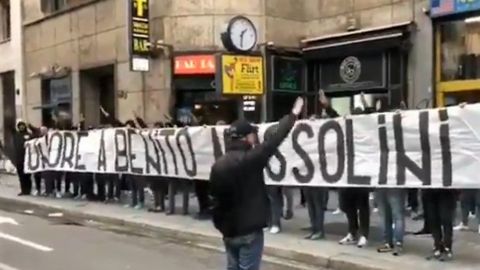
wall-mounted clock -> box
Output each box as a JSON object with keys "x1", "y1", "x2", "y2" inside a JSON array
[{"x1": 221, "y1": 16, "x2": 258, "y2": 53}]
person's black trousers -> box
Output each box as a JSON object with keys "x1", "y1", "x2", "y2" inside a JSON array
[
  {"x1": 194, "y1": 180, "x2": 211, "y2": 214},
  {"x1": 424, "y1": 189, "x2": 456, "y2": 251},
  {"x1": 81, "y1": 173, "x2": 94, "y2": 200},
  {"x1": 420, "y1": 190, "x2": 432, "y2": 232},
  {"x1": 128, "y1": 175, "x2": 145, "y2": 207},
  {"x1": 339, "y1": 188, "x2": 370, "y2": 238},
  {"x1": 95, "y1": 174, "x2": 107, "y2": 201},
  {"x1": 16, "y1": 164, "x2": 31, "y2": 195},
  {"x1": 408, "y1": 189, "x2": 419, "y2": 212},
  {"x1": 33, "y1": 173, "x2": 42, "y2": 193},
  {"x1": 106, "y1": 173, "x2": 120, "y2": 200},
  {"x1": 149, "y1": 177, "x2": 167, "y2": 211}
]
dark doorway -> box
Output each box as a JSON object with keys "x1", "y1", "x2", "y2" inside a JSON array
[
  {"x1": 1, "y1": 71, "x2": 15, "y2": 157},
  {"x1": 80, "y1": 65, "x2": 115, "y2": 126}
]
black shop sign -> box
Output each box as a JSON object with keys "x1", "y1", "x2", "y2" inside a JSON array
[
  {"x1": 320, "y1": 53, "x2": 386, "y2": 93},
  {"x1": 128, "y1": 0, "x2": 150, "y2": 71},
  {"x1": 271, "y1": 56, "x2": 304, "y2": 92}
]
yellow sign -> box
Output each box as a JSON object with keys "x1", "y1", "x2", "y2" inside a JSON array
[{"x1": 220, "y1": 55, "x2": 264, "y2": 95}]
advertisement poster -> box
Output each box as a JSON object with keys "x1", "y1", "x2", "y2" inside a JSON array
[{"x1": 216, "y1": 55, "x2": 264, "y2": 95}]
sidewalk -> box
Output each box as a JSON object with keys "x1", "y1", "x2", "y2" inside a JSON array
[{"x1": 0, "y1": 174, "x2": 479, "y2": 270}]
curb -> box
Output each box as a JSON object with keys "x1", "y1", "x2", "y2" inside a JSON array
[{"x1": 0, "y1": 196, "x2": 391, "y2": 270}]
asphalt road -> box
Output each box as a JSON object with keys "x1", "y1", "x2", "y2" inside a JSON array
[{"x1": 0, "y1": 210, "x2": 295, "y2": 270}]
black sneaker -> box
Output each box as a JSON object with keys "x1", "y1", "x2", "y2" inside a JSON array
[
  {"x1": 377, "y1": 243, "x2": 393, "y2": 253},
  {"x1": 426, "y1": 250, "x2": 442, "y2": 261},
  {"x1": 413, "y1": 228, "x2": 431, "y2": 235},
  {"x1": 440, "y1": 249, "x2": 453, "y2": 262}
]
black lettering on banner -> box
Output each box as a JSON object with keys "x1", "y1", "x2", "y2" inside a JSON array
[
  {"x1": 61, "y1": 131, "x2": 75, "y2": 169},
  {"x1": 439, "y1": 109, "x2": 452, "y2": 187},
  {"x1": 176, "y1": 128, "x2": 197, "y2": 177},
  {"x1": 377, "y1": 114, "x2": 389, "y2": 185},
  {"x1": 142, "y1": 131, "x2": 160, "y2": 174},
  {"x1": 150, "y1": 132, "x2": 167, "y2": 174},
  {"x1": 26, "y1": 143, "x2": 39, "y2": 171},
  {"x1": 37, "y1": 142, "x2": 49, "y2": 169},
  {"x1": 97, "y1": 130, "x2": 107, "y2": 171},
  {"x1": 211, "y1": 128, "x2": 225, "y2": 160},
  {"x1": 291, "y1": 123, "x2": 315, "y2": 184},
  {"x1": 346, "y1": 119, "x2": 371, "y2": 185},
  {"x1": 114, "y1": 129, "x2": 128, "y2": 172},
  {"x1": 165, "y1": 134, "x2": 179, "y2": 175},
  {"x1": 318, "y1": 120, "x2": 345, "y2": 183},
  {"x1": 393, "y1": 112, "x2": 431, "y2": 186},
  {"x1": 74, "y1": 131, "x2": 88, "y2": 170},
  {"x1": 265, "y1": 124, "x2": 287, "y2": 182},
  {"x1": 127, "y1": 129, "x2": 143, "y2": 174},
  {"x1": 48, "y1": 132, "x2": 63, "y2": 168}
]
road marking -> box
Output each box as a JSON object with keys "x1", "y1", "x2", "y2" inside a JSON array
[
  {"x1": 0, "y1": 262, "x2": 20, "y2": 270},
  {"x1": 0, "y1": 232, "x2": 53, "y2": 252},
  {"x1": 0, "y1": 217, "x2": 18, "y2": 226}
]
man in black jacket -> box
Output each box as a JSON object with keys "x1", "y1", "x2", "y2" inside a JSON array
[
  {"x1": 13, "y1": 120, "x2": 33, "y2": 196},
  {"x1": 209, "y1": 97, "x2": 303, "y2": 270}
]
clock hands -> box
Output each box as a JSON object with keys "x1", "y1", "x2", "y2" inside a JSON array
[{"x1": 240, "y1": 29, "x2": 247, "y2": 48}]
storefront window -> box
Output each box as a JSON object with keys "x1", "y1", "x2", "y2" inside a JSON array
[{"x1": 440, "y1": 18, "x2": 480, "y2": 81}]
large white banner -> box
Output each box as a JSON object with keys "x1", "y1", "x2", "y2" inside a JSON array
[{"x1": 24, "y1": 104, "x2": 480, "y2": 188}]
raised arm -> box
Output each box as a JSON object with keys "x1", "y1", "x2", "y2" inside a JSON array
[{"x1": 243, "y1": 97, "x2": 304, "y2": 169}]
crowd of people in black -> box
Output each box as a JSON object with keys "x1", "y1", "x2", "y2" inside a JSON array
[{"x1": 3, "y1": 91, "x2": 478, "y2": 267}]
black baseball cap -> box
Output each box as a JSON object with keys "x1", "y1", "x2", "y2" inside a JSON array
[{"x1": 227, "y1": 119, "x2": 258, "y2": 139}]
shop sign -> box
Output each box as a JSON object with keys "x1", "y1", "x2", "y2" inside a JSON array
[
  {"x1": 175, "y1": 55, "x2": 215, "y2": 75},
  {"x1": 128, "y1": 0, "x2": 150, "y2": 72},
  {"x1": 216, "y1": 54, "x2": 264, "y2": 95},
  {"x1": 430, "y1": 0, "x2": 480, "y2": 18},
  {"x1": 271, "y1": 56, "x2": 303, "y2": 92},
  {"x1": 320, "y1": 53, "x2": 386, "y2": 93}
]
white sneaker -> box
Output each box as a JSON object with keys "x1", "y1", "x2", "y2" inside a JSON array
[
  {"x1": 373, "y1": 208, "x2": 379, "y2": 213},
  {"x1": 339, "y1": 233, "x2": 356, "y2": 245},
  {"x1": 469, "y1": 213, "x2": 476, "y2": 219},
  {"x1": 269, "y1": 226, "x2": 280, "y2": 234},
  {"x1": 55, "y1": 192, "x2": 62, "y2": 199},
  {"x1": 453, "y1": 223, "x2": 469, "y2": 231},
  {"x1": 357, "y1": 236, "x2": 368, "y2": 248},
  {"x1": 332, "y1": 208, "x2": 342, "y2": 215}
]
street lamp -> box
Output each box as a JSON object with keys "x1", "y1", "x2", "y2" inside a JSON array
[{"x1": 256, "y1": 41, "x2": 275, "y2": 122}]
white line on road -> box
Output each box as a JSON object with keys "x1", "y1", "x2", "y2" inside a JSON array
[
  {"x1": 0, "y1": 262, "x2": 20, "y2": 270},
  {"x1": 0, "y1": 232, "x2": 53, "y2": 252}
]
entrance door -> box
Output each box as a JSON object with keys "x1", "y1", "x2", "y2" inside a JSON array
[
  {"x1": 80, "y1": 65, "x2": 115, "y2": 126},
  {"x1": 2, "y1": 71, "x2": 15, "y2": 157}
]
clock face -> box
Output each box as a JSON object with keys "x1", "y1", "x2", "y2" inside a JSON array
[{"x1": 228, "y1": 17, "x2": 257, "y2": 52}]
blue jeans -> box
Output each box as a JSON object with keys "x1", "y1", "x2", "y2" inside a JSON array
[
  {"x1": 224, "y1": 231, "x2": 264, "y2": 270},
  {"x1": 304, "y1": 187, "x2": 327, "y2": 234},
  {"x1": 375, "y1": 189, "x2": 406, "y2": 245}
]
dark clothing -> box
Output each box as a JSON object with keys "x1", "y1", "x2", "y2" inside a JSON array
[
  {"x1": 209, "y1": 114, "x2": 296, "y2": 238},
  {"x1": 128, "y1": 175, "x2": 146, "y2": 206},
  {"x1": 194, "y1": 180, "x2": 211, "y2": 214},
  {"x1": 424, "y1": 189, "x2": 456, "y2": 251},
  {"x1": 13, "y1": 124, "x2": 33, "y2": 194},
  {"x1": 339, "y1": 188, "x2": 370, "y2": 238}
]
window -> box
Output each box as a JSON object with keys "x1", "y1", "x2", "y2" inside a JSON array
[
  {"x1": 0, "y1": 0, "x2": 10, "y2": 41},
  {"x1": 41, "y1": 0, "x2": 67, "y2": 13},
  {"x1": 440, "y1": 18, "x2": 480, "y2": 81}
]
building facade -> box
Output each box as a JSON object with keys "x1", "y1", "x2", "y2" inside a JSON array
[
  {"x1": 21, "y1": 0, "x2": 434, "y2": 127},
  {"x1": 0, "y1": 0, "x2": 24, "y2": 152}
]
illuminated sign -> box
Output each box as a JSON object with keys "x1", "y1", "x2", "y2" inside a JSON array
[
  {"x1": 128, "y1": 0, "x2": 150, "y2": 71},
  {"x1": 216, "y1": 54, "x2": 264, "y2": 96},
  {"x1": 175, "y1": 55, "x2": 216, "y2": 75},
  {"x1": 431, "y1": 0, "x2": 480, "y2": 17}
]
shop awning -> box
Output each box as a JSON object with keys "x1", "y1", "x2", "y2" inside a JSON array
[{"x1": 301, "y1": 21, "x2": 415, "y2": 59}]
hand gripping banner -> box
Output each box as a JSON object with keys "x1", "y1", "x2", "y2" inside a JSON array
[{"x1": 24, "y1": 104, "x2": 480, "y2": 188}]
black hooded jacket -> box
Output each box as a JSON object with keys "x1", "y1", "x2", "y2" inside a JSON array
[
  {"x1": 209, "y1": 114, "x2": 296, "y2": 238},
  {"x1": 13, "y1": 121, "x2": 33, "y2": 168}
]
